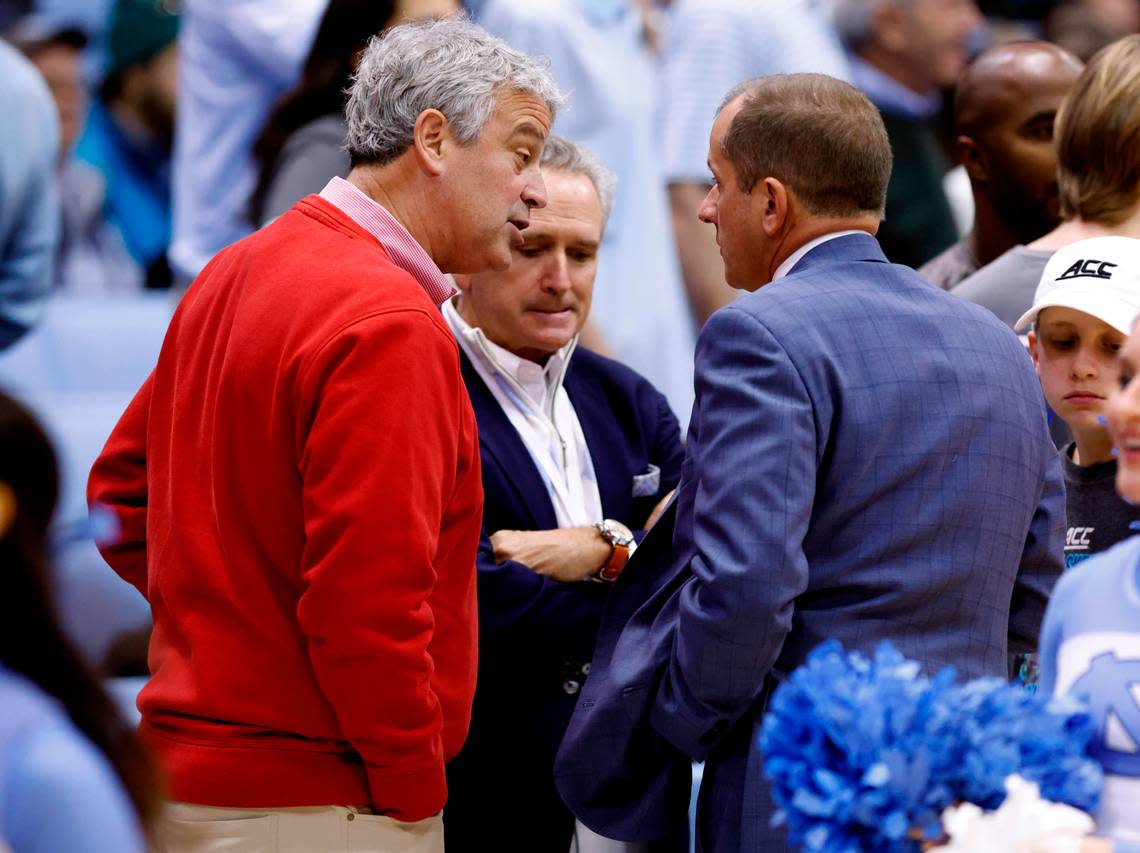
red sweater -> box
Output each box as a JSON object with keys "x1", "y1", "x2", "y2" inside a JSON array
[{"x1": 88, "y1": 197, "x2": 482, "y2": 821}]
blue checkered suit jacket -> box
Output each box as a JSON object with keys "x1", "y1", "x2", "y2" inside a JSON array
[{"x1": 554, "y1": 232, "x2": 1065, "y2": 853}]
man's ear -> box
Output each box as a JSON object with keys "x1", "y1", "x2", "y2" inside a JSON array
[
  {"x1": 758, "y1": 177, "x2": 791, "y2": 238},
  {"x1": 957, "y1": 135, "x2": 988, "y2": 184},
  {"x1": 1027, "y1": 329, "x2": 1041, "y2": 370},
  {"x1": 0, "y1": 483, "x2": 16, "y2": 541},
  {"x1": 412, "y1": 108, "x2": 449, "y2": 177}
]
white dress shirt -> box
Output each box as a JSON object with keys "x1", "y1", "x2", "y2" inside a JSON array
[
  {"x1": 169, "y1": 0, "x2": 325, "y2": 282},
  {"x1": 443, "y1": 298, "x2": 604, "y2": 529}
]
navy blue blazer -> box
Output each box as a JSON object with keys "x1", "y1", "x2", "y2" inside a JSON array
[
  {"x1": 444, "y1": 345, "x2": 684, "y2": 852},
  {"x1": 554, "y1": 233, "x2": 1066, "y2": 853}
]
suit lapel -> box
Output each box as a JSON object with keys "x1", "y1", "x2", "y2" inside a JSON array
[
  {"x1": 565, "y1": 365, "x2": 629, "y2": 520},
  {"x1": 459, "y1": 350, "x2": 558, "y2": 530}
]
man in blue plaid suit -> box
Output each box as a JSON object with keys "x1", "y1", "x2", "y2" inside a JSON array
[{"x1": 554, "y1": 73, "x2": 1065, "y2": 853}]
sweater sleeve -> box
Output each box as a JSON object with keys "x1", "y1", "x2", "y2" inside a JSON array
[
  {"x1": 293, "y1": 308, "x2": 477, "y2": 822},
  {"x1": 87, "y1": 373, "x2": 153, "y2": 598}
]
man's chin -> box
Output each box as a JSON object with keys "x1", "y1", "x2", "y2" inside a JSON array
[
  {"x1": 486, "y1": 245, "x2": 514, "y2": 273},
  {"x1": 458, "y1": 248, "x2": 512, "y2": 275}
]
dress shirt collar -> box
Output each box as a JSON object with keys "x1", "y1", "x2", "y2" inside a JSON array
[
  {"x1": 318, "y1": 176, "x2": 454, "y2": 306},
  {"x1": 773, "y1": 230, "x2": 869, "y2": 282},
  {"x1": 442, "y1": 297, "x2": 577, "y2": 410}
]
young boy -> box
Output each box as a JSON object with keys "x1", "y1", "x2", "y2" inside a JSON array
[
  {"x1": 1015, "y1": 236, "x2": 1140, "y2": 569},
  {"x1": 1039, "y1": 260, "x2": 1140, "y2": 849}
]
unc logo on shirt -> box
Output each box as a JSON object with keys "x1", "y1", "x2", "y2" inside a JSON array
[
  {"x1": 1057, "y1": 259, "x2": 1118, "y2": 281},
  {"x1": 1066, "y1": 649, "x2": 1140, "y2": 776}
]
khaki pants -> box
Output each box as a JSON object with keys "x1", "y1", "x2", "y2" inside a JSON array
[{"x1": 153, "y1": 802, "x2": 443, "y2": 853}]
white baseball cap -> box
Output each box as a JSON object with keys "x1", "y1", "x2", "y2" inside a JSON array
[{"x1": 1015, "y1": 236, "x2": 1140, "y2": 335}]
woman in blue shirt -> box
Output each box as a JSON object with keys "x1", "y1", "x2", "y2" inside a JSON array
[{"x1": 0, "y1": 391, "x2": 155, "y2": 852}]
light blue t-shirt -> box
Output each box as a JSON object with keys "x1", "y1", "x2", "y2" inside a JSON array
[
  {"x1": 0, "y1": 41, "x2": 59, "y2": 349},
  {"x1": 1040, "y1": 536, "x2": 1140, "y2": 851},
  {"x1": 658, "y1": 0, "x2": 852, "y2": 184},
  {"x1": 0, "y1": 665, "x2": 145, "y2": 853},
  {"x1": 169, "y1": 0, "x2": 325, "y2": 282}
]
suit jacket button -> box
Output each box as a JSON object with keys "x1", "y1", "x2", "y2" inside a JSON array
[{"x1": 563, "y1": 679, "x2": 581, "y2": 695}]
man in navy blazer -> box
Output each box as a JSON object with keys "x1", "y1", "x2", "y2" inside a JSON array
[
  {"x1": 439, "y1": 136, "x2": 684, "y2": 851},
  {"x1": 555, "y1": 74, "x2": 1065, "y2": 852}
]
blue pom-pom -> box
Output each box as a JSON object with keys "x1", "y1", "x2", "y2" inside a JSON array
[{"x1": 760, "y1": 641, "x2": 1103, "y2": 851}]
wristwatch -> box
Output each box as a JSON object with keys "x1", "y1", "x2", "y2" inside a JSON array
[{"x1": 593, "y1": 519, "x2": 635, "y2": 582}]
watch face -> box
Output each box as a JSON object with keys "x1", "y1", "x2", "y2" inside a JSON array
[{"x1": 605, "y1": 520, "x2": 634, "y2": 546}]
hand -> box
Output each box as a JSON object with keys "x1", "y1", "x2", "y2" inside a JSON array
[
  {"x1": 645, "y1": 489, "x2": 676, "y2": 529},
  {"x1": 490, "y1": 527, "x2": 612, "y2": 583}
]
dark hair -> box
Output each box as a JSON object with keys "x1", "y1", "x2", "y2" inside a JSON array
[
  {"x1": 720, "y1": 73, "x2": 892, "y2": 218},
  {"x1": 1056, "y1": 34, "x2": 1140, "y2": 224},
  {"x1": 0, "y1": 392, "x2": 159, "y2": 826},
  {"x1": 249, "y1": 0, "x2": 397, "y2": 224}
]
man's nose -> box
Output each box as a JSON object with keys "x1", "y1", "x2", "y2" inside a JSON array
[
  {"x1": 524, "y1": 172, "x2": 548, "y2": 210},
  {"x1": 543, "y1": 253, "x2": 573, "y2": 292},
  {"x1": 697, "y1": 187, "x2": 717, "y2": 224}
]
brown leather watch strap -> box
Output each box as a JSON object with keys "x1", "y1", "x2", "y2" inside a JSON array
[{"x1": 595, "y1": 541, "x2": 630, "y2": 582}]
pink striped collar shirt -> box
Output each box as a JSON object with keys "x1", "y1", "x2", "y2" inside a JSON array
[{"x1": 318, "y1": 176, "x2": 455, "y2": 306}]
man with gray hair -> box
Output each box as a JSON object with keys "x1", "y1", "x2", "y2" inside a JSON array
[
  {"x1": 440, "y1": 134, "x2": 683, "y2": 850},
  {"x1": 88, "y1": 17, "x2": 561, "y2": 852}
]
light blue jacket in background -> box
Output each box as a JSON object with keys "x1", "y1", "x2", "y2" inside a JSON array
[
  {"x1": 0, "y1": 41, "x2": 58, "y2": 349},
  {"x1": 0, "y1": 664, "x2": 145, "y2": 853}
]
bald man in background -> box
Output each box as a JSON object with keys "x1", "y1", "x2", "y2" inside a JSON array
[{"x1": 921, "y1": 41, "x2": 1084, "y2": 290}]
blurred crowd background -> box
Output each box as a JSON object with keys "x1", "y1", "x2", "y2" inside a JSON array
[{"x1": 0, "y1": 0, "x2": 1137, "y2": 698}]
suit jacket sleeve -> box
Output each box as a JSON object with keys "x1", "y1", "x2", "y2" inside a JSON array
[
  {"x1": 475, "y1": 528, "x2": 608, "y2": 638},
  {"x1": 88, "y1": 372, "x2": 153, "y2": 598},
  {"x1": 650, "y1": 307, "x2": 817, "y2": 759},
  {"x1": 1010, "y1": 445, "x2": 1065, "y2": 655}
]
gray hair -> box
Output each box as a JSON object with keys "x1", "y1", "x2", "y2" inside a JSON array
[
  {"x1": 833, "y1": 0, "x2": 907, "y2": 49},
  {"x1": 539, "y1": 136, "x2": 616, "y2": 234},
  {"x1": 345, "y1": 16, "x2": 565, "y2": 167}
]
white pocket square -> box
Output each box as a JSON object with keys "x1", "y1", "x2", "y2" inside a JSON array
[{"x1": 631, "y1": 464, "x2": 661, "y2": 497}]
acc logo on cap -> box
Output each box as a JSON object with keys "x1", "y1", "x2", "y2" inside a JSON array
[{"x1": 1058, "y1": 259, "x2": 1118, "y2": 281}]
